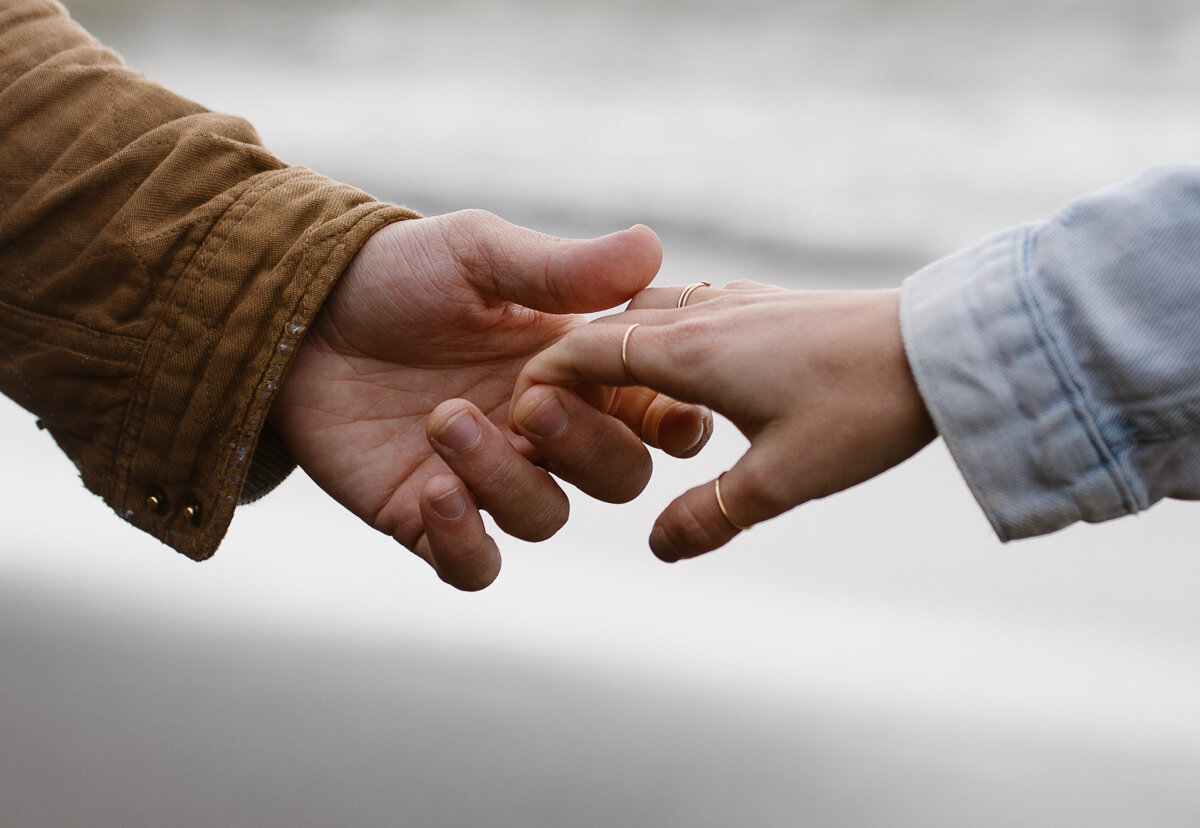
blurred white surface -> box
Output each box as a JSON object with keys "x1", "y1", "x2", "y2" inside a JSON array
[{"x1": 4, "y1": 0, "x2": 1200, "y2": 825}]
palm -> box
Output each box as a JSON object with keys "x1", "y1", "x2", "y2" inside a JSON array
[{"x1": 269, "y1": 210, "x2": 663, "y2": 556}]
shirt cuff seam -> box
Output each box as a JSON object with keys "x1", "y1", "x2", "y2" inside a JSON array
[
  {"x1": 901, "y1": 225, "x2": 1138, "y2": 541},
  {"x1": 1013, "y1": 227, "x2": 1143, "y2": 517}
]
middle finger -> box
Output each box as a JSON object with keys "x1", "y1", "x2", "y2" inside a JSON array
[{"x1": 427, "y1": 399, "x2": 569, "y2": 542}]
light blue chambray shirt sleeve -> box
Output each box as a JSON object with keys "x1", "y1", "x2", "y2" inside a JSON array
[{"x1": 899, "y1": 163, "x2": 1200, "y2": 541}]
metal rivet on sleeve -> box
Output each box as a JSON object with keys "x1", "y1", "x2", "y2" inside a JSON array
[
  {"x1": 184, "y1": 499, "x2": 203, "y2": 527},
  {"x1": 146, "y1": 488, "x2": 170, "y2": 515}
]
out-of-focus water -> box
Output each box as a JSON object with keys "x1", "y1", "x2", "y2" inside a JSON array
[
  {"x1": 4, "y1": 1, "x2": 1200, "y2": 826},
  {"x1": 67, "y1": 0, "x2": 1200, "y2": 284}
]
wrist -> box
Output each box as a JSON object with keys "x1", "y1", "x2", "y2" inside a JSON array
[{"x1": 881, "y1": 288, "x2": 937, "y2": 445}]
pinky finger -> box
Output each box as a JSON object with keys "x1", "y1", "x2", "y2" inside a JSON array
[{"x1": 417, "y1": 474, "x2": 502, "y2": 591}]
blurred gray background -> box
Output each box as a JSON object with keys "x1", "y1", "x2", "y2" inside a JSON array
[{"x1": 3, "y1": 0, "x2": 1200, "y2": 825}]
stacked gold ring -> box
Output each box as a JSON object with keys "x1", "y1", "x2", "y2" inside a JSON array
[{"x1": 678, "y1": 281, "x2": 711, "y2": 308}]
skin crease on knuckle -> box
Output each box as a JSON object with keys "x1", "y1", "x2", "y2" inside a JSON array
[
  {"x1": 661, "y1": 493, "x2": 728, "y2": 557},
  {"x1": 473, "y1": 456, "x2": 568, "y2": 538},
  {"x1": 433, "y1": 530, "x2": 490, "y2": 567},
  {"x1": 504, "y1": 484, "x2": 568, "y2": 543},
  {"x1": 439, "y1": 210, "x2": 503, "y2": 291},
  {"x1": 515, "y1": 386, "x2": 649, "y2": 501},
  {"x1": 425, "y1": 408, "x2": 564, "y2": 540},
  {"x1": 539, "y1": 239, "x2": 588, "y2": 311},
  {"x1": 642, "y1": 316, "x2": 722, "y2": 393},
  {"x1": 551, "y1": 424, "x2": 649, "y2": 504}
]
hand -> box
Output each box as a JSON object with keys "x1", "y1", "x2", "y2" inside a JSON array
[
  {"x1": 513, "y1": 282, "x2": 937, "y2": 562},
  {"x1": 269, "y1": 210, "x2": 712, "y2": 590}
]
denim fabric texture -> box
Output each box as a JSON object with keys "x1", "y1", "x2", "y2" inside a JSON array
[{"x1": 901, "y1": 164, "x2": 1200, "y2": 540}]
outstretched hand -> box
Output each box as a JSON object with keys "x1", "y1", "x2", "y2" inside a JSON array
[
  {"x1": 513, "y1": 282, "x2": 937, "y2": 562},
  {"x1": 269, "y1": 210, "x2": 712, "y2": 590}
]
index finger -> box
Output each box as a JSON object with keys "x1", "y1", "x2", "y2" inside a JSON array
[{"x1": 513, "y1": 314, "x2": 709, "y2": 411}]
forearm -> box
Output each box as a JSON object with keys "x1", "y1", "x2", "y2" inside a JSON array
[
  {"x1": 0, "y1": 0, "x2": 416, "y2": 558},
  {"x1": 901, "y1": 163, "x2": 1200, "y2": 539}
]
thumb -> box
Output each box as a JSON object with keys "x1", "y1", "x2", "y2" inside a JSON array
[
  {"x1": 648, "y1": 445, "x2": 792, "y2": 562},
  {"x1": 449, "y1": 211, "x2": 663, "y2": 313}
]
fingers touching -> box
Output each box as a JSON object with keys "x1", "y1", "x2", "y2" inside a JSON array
[
  {"x1": 420, "y1": 387, "x2": 707, "y2": 588},
  {"x1": 623, "y1": 277, "x2": 783, "y2": 312},
  {"x1": 517, "y1": 287, "x2": 937, "y2": 566},
  {"x1": 514, "y1": 317, "x2": 710, "y2": 410},
  {"x1": 405, "y1": 214, "x2": 796, "y2": 583},
  {"x1": 427, "y1": 400, "x2": 570, "y2": 541},
  {"x1": 414, "y1": 399, "x2": 570, "y2": 591},
  {"x1": 509, "y1": 385, "x2": 652, "y2": 503}
]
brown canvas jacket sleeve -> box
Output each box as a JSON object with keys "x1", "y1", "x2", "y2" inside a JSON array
[{"x1": 0, "y1": 0, "x2": 418, "y2": 560}]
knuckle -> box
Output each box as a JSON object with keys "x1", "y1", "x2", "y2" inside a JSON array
[
  {"x1": 459, "y1": 207, "x2": 496, "y2": 223},
  {"x1": 663, "y1": 495, "x2": 725, "y2": 554},
  {"x1": 491, "y1": 479, "x2": 568, "y2": 542},
  {"x1": 446, "y1": 207, "x2": 498, "y2": 233},
  {"x1": 667, "y1": 318, "x2": 722, "y2": 382},
  {"x1": 472, "y1": 457, "x2": 523, "y2": 500},
  {"x1": 440, "y1": 210, "x2": 501, "y2": 271},
  {"x1": 517, "y1": 497, "x2": 568, "y2": 542},
  {"x1": 470, "y1": 460, "x2": 569, "y2": 541},
  {"x1": 574, "y1": 442, "x2": 650, "y2": 503},
  {"x1": 736, "y1": 461, "x2": 793, "y2": 519},
  {"x1": 736, "y1": 473, "x2": 772, "y2": 512}
]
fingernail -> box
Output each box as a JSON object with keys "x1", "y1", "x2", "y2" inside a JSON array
[
  {"x1": 649, "y1": 526, "x2": 677, "y2": 562},
  {"x1": 519, "y1": 393, "x2": 568, "y2": 439},
  {"x1": 431, "y1": 488, "x2": 467, "y2": 521},
  {"x1": 435, "y1": 410, "x2": 481, "y2": 452},
  {"x1": 678, "y1": 407, "x2": 711, "y2": 456}
]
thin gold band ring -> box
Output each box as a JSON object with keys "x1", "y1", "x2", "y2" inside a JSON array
[{"x1": 715, "y1": 474, "x2": 750, "y2": 533}]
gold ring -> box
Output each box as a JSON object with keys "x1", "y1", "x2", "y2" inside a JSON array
[
  {"x1": 621, "y1": 323, "x2": 641, "y2": 385},
  {"x1": 678, "y1": 281, "x2": 711, "y2": 308},
  {"x1": 715, "y1": 474, "x2": 750, "y2": 532}
]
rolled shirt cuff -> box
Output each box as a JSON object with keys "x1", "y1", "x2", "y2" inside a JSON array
[{"x1": 899, "y1": 225, "x2": 1140, "y2": 541}]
